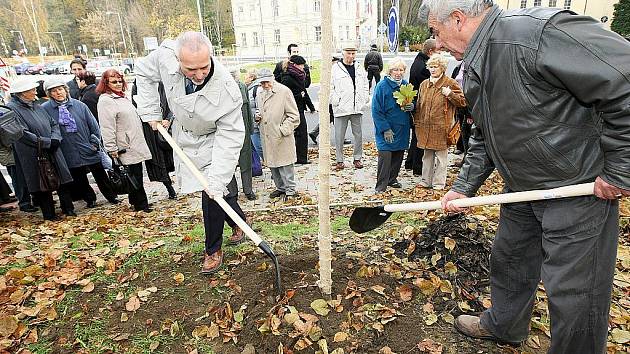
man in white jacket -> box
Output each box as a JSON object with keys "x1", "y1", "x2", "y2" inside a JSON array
[
  {"x1": 134, "y1": 32, "x2": 246, "y2": 274},
  {"x1": 330, "y1": 46, "x2": 370, "y2": 170}
]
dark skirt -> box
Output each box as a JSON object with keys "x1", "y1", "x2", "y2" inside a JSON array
[{"x1": 141, "y1": 122, "x2": 174, "y2": 183}]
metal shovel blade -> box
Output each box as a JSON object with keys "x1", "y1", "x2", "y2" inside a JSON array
[{"x1": 349, "y1": 206, "x2": 394, "y2": 234}]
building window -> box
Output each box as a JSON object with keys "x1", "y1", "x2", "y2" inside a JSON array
[
  {"x1": 345, "y1": 0, "x2": 348, "y2": 11},
  {"x1": 533, "y1": 0, "x2": 541, "y2": 6},
  {"x1": 253, "y1": 32, "x2": 259, "y2": 46},
  {"x1": 563, "y1": 0, "x2": 571, "y2": 9},
  {"x1": 272, "y1": 0, "x2": 279, "y2": 16},
  {"x1": 315, "y1": 26, "x2": 321, "y2": 42},
  {"x1": 249, "y1": 2, "x2": 255, "y2": 15},
  {"x1": 274, "y1": 29, "x2": 280, "y2": 43},
  {"x1": 337, "y1": 0, "x2": 341, "y2": 10},
  {"x1": 241, "y1": 33, "x2": 247, "y2": 47},
  {"x1": 520, "y1": 0, "x2": 527, "y2": 8},
  {"x1": 339, "y1": 25, "x2": 344, "y2": 40},
  {"x1": 549, "y1": 0, "x2": 557, "y2": 6},
  {"x1": 346, "y1": 25, "x2": 350, "y2": 40},
  {"x1": 238, "y1": 5, "x2": 243, "y2": 18},
  {"x1": 314, "y1": 0, "x2": 321, "y2": 12}
]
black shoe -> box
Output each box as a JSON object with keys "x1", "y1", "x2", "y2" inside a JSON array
[
  {"x1": 107, "y1": 198, "x2": 121, "y2": 204},
  {"x1": 343, "y1": 139, "x2": 351, "y2": 144},
  {"x1": 64, "y1": 210, "x2": 77, "y2": 217},
  {"x1": 269, "y1": 190, "x2": 285, "y2": 198},
  {"x1": 168, "y1": 192, "x2": 177, "y2": 200},
  {"x1": 136, "y1": 206, "x2": 153, "y2": 213},
  {"x1": 44, "y1": 215, "x2": 60, "y2": 221},
  {"x1": 309, "y1": 132, "x2": 318, "y2": 144},
  {"x1": 245, "y1": 193, "x2": 257, "y2": 201},
  {"x1": 388, "y1": 182, "x2": 402, "y2": 188},
  {"x1": 412, "y1": 169, "x2": 422, "y2": 176},
  {"x1": 0, "y1": 205, "x2": 14, "y2": 212},
  {"x1": 86, "y1": 200, "x2": 96, "y2": 208},
  {"x1": 296, "y1": 160, "x2": 311, "y2": 165},
  {"x1": 20, "y1": 205, "x2": 39, "y2": 213}
]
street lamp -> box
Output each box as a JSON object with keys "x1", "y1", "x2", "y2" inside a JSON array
[
  {"x1": 105, "y1": 11, "x2": 128, "y2": 54},
  {"x1": 46, "y1": 31, "x2": 67, "y2": 56},
  {"x1": 10, "y1": 30, "x2": 27, "y2": 54}
]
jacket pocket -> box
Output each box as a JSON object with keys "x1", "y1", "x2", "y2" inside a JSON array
[{"x1": 524, "y1": 136, "x2": 579, "y2": 180}]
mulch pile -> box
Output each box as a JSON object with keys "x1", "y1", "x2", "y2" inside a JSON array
[{"x1": 392, "y1": 213, "x2": 494, "y2": 313}]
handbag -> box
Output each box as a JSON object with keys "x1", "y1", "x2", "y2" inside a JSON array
[
  {"x1": 106, "y1": 158, "x2": 140, "y2": 195},
  {"x1": 447, "y1": 120, "x2": 461, "y2": 146},
  {"x1": 251, "y1": 143, "x2": 262, "y2": 177},
  {"x1": 37, "y1": 138, "x2": 60, "y2": 192},
  {"x1": 0, "y1": 105, "x2": 26, "y2": 148}
]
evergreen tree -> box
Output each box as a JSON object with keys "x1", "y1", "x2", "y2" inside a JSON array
[{"x1": 612, "y1": 0, "x2": 630, "y2": 38}]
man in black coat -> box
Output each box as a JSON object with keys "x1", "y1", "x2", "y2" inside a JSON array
[
  {"x1": 67, "y1": 58, "x2": 86, "y2": 99},
  {"x1": 364, "y1": 44, "x2": 383, "y2": 89},
  {"x1": 405, "y1": 38, "x2": 437, "y2": 175}
]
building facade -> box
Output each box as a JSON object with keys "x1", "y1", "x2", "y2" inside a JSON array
[
  {"x1": 231, "y1": 0, "x2": 379, "y2": 58},
  {"x1": 494, "y1": 0, "x2": 618, "y2": 29}
]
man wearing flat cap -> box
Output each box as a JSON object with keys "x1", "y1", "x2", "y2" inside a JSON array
[{"x1": 330, "y1": 46, "x2": 370, "y2": 171}]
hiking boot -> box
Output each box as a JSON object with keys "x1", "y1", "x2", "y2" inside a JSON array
[
  {"x1": 335, "y1": 162, "x2": 345, "y2": 171},
  {"x1": 454, "y1": 315, "x2": 521, "y2": 346},
  {"x1": 353, "y1": 160, "x2": 363, "y2": 169},
  {"x1": 201, "y1": 250, "x2": 223, "y2": 274},
  {"x1": 269, "y1": 190, "x2": 285, "y2": 198}
]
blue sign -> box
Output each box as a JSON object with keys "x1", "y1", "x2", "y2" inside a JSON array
[{"x1": 387, "y1": 6, "x2": 398, "y2": 53}]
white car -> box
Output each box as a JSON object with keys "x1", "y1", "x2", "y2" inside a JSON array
[{"x1": 87, "y1": 59, "x2": 131, "y2": 76}]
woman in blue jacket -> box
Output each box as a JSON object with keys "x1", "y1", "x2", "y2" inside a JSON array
[{"x1": 372, "y1": 57, "x2": 415, "y2": 193}]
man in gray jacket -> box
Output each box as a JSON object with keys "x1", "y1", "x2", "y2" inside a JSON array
[
  {"x1": 134, "y1": 32, "x2": 246, "y2": 274},
  {"x1": 421, "y1": 0, "x2": 630, "y2": 353}
]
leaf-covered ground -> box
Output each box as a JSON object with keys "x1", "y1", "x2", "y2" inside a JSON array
[{"x1": 0, "y1": 145, "x2": 629, "y2": 354}]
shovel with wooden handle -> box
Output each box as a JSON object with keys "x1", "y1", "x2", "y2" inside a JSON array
[
  {"x1": 155, "y1": 124, "x2": 282, "y2": 295},
  {"x1": 349, "y1": 182, "x2": 595, "y2": 233}
]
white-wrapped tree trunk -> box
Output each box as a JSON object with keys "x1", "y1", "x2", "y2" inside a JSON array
[{"x1": 317, "y1": 0, "x2": 333, "y2": 295}]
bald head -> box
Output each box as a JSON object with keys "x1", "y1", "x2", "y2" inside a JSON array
[{"x1": 176, "y1": 32, "x2": 213, "y2": 85}]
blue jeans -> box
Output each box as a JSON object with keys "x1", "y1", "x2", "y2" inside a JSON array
[{"x1": 251, "y1": 131, "x2": 263, "y2": 162}]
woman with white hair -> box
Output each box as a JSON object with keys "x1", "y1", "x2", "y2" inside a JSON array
[
  {"x1": 6, "y1": 77, "x2": 75, "y2": 220},
  {"x1": 42, "y1": 78, "x2": 119, "y2": 207},
  {"x1": 371, "y1": 57, "x2": 415, "y2": 193},
  {"x1": 413, "y1": 53, "x2": 466, "y2": 190}
]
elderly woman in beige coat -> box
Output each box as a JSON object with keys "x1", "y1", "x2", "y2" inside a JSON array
[
  {"x1": 413, "y1": 53, "x2": 466, "y2": 190},
  {"x1": 255, "y1": 69, "x2": 300, "y2": 200},
  {"x1": 97, "y1": 69, "x2": 153, "y2": 212}
]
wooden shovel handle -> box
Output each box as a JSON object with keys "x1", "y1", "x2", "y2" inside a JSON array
[
  {"x1": 155, "y1": 124, "x2": 263, "y2": 246},
  {"x1": 384, "y1": 183, "x2": 595, "y2": 213}
]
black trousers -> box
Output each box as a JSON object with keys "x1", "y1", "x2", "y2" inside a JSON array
[
  {"x1": 294, "y1": 110, "x2": 309, "y2": 163},
  {"x1": 201, "y1": 176, "x2": 245, "y2": 255},
  {"x1": 404, "y1": 127, "x2": 423, "y2": 174},
  {"x1": 69, "y1": 163, "x2": 117, "y2": 203},
  {"x1": 32, "y1": 183, "x2": 74, "y2": 220},
  {"x1": 367, "y1": 69, "x2": 381, "y2": 89},
  {"x1": 126, "y1": 163, "x2": 149, "y2": 210},
  {"x1": 0, "y1": 172, "x2": 12, "y2": 202},
  {"x1": 7, "y1": 165, "x2": 32, "y2": 209},
  {"x1": 375, "y1": 150, "x2": 404, "y2": 192}
]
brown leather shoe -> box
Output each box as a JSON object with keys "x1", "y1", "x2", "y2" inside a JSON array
[
  {"x1": 353, "y1": 160, "x2": 363, "y2": 169},
  {"x1": 229, "y1": 218, "x2": 250, "y2": 244},
  {"x1": 454, "y1": 315, "x2": 521, "y2": 346},
  {"x1": 201, "y1": 250, "x2": 223, "y2": 274},
  {"x1": 335, "y1": 162, "x2": 345, "y2": 171}
]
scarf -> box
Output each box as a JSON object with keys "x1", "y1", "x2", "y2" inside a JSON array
[
  {"x1": 429, "y1": 74, "x2": 443, "y2": 84},
  {"x1": 287, "y1": 63, "x2": 306, "y2": 82},
  {"x1": 111, "y1": 90, "x2": 126, "y2": 98},
  {"x1": 58, "y1": 101, "x2": 77, "y2": 133},
  {"x1": 386, "y1": 75, "x2": 402, "y2": 86}
]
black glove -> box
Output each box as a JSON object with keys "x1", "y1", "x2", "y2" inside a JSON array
[{"x1": 50, "y1": 139, "x2": 60, "y2": 151}]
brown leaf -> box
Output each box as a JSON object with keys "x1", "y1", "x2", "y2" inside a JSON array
[
  {"x1": 333, "y1": 331, "x2": 348, "y2": 342},
  {"x1": 173, "y1": 273, "x2": 185, "y2": 284},
  {"x1": 417, "y1": 338, "x2": 443, "y2": 354},
  {"x1": 406, "y1": 241, "x2": 416, "y2": 256},
  {"x1": 81, "y1": 282, "x2": 95, "y2": 293},
  {"x1": 125, "y1": 296, "x2": 141, "y2": 312},
  {"x1": 379, "y1": 346, "x2": 396, "y2": 354},
  {"x1": 398, "y1": 284, "x2": 413, "y2": 302}
]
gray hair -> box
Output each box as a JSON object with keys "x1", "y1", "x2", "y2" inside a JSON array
[
  {"x1": 176, "y1": 31, "x2": 213, "y2": 57},
  {"x1": 387, "y1": 57, "x2": 407, "y2": 75},
  {"x1": 419, "y1": 0, "x2": 493, "y2": 23}
]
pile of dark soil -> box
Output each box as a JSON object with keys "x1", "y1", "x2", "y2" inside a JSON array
[{"x1": 392, "y1": 213, "x2": 494, "y2": 313}]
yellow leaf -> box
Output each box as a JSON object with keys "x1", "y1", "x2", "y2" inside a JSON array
[
  {"x1": 334, "y1": 331, "x2": 349, "y2": 342},
  {"x1": 82, "y1": 282, "x2": 95, "y2": 293},
  {"x1": 120, "y1": 313, "x2": 129, "y2": 322},
  {"x1": 444, "y1": 262, "x2": 457, "y2": 275},
  {"x1": 444, "y1": 237, "x2": 456, "y2": 251},
  {"x1": 311, "y1": 299, "x2": 330, "y2": 316},
  {"x1": 192, "y1": 325, "x2": 209, "y2": 339},
  {"x1": 0, "y1": 316, "x2": 18, "y2": 338},
  {"x1": 424, "y1": 314, "x2": 438, "y2": 326},
  {"x1": 611, "y1": 328, "x2": 630, "y2": 344},
  {"x1": 173, "y1": 273, "x2": 185, "y2": 284},
  {"x1": 431, "y1": 253, "x2": 442, "y2": 266}
]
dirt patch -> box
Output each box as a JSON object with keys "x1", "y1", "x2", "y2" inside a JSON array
[{"x1": 46, "y1": 236, "x2": 549, "y2": 354}]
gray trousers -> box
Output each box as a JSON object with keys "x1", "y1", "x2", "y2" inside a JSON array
[
  {"x1": 375, "y1": 150, "x2": 404, "y2": 192},
  {"x1": 334, "y1": 114, "x2": 362, "y2": 163},
  {"x1": 480, "y1": 196, "x2": 618, "y2": 354},
  {"x1": 240, "y1": 167, "x2": 253, "y2": 196},
  {"x1": 270, "y1": 164, "x2": 296, "y2": 195}
]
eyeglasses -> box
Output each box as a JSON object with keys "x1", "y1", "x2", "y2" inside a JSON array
[{"x1": 109, "y1": 80, "x2": 123, "y2": 84}]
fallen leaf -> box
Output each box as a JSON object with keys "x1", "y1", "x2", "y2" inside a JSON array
[
  {"x1": 379, "y1": 346, "x2": 396, "y2": 354},
  {"x1": 120, "y1": 313, "x2": 129, "y2": 322},
  {"x1": 81, "y1": 282, "x2": 95, "y2": 293},
  {"x1": 397, "y1": 284, "x2": 413, "y2": 302},
  {"x1": 444, "y1": 237, "x2": 456, "y2": 251},
  {"x1": 333, "y1": 331, "x2": 348, "y2": 342},
  {"x1": 311, "y1": 299, "x2": 330, "y2": 316},
  {"x1": 611, "y1": 328, "x2": 630, "y2": 344},
  {"x1": 149, "y1": 341, "x2": 159, "y2": 351},
  {"x1": 173, "y1": 273, "x2": 185, "y2": 284},
  {"x1": 370, "y1": 285, "x2": 386, "y2": 296},
  {"x1": 192, "y1": 325, "x2": 209, "y2": 339},
  {"x1": 444, "y1": 262, "x2": 457, "y2": 275},
  {"x1": 417, "y1": 338, "x2": 443, "y2": 354},
  {"x1": 125, "y1": 296, "x2": 141, "y2": 312},
  {"x1": 424, "y1": 314, "x2": 438, "y2": 326}
]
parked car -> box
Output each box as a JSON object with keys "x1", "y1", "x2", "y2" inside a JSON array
[
  {"x1": 87, "y1": 59, "x2": 131, "y2": 76},
  {"x1": 56, "y1": 61, "x2": 71, "y2": 74},
  {"x1": 14, "y1": 63, "x2": 31, "y2": 75},
  {"x1": 25, "y1": 63, "x2": 45, "y2": 75},
  {"x1": 122, "y1": 58, "x2": 135, "y2": 72}
]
